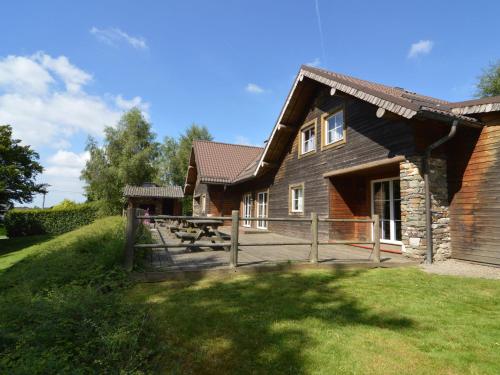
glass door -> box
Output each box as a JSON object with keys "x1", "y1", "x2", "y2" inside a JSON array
[
  {"x1": 243, "y1": 193, "x2": 252, "y2": 227},
  {"x1": 257, "y1": 191, "x2": 268, "y2": 229},
  {"x1": 372, "y1": 179, "x2": 401, "y2": 242}
]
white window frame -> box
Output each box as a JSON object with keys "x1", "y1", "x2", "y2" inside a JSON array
[
  {"x1": 242, "y1": 193, "x2": 252, "y2": 227},
  {"x1": 370, "y1": 178, "x2": 402, "y2": 245},
  {"x1": 200, "y1": 194, "x2": 206, "y2": 215},
  {"x1": 256, "y1": 191, "x2": 268, "y2": 229},
  {"x1": 325, "y1": 110, "x2": 344, "y2": 145},
  {"x1": 301, "y1": 126, "x2": 316, "y2": 154},
  {"x1": 290, "y1": 185, "x2": 304, "y2": 213}
]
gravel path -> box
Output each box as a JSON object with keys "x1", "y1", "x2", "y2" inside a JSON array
[{"x1": 420, "y1": 259, "x2": 500, "y2": 280}]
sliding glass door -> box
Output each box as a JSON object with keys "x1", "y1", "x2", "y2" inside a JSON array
[{"x1": 372, "y1": 178, "x2": 401, "y2": 242}]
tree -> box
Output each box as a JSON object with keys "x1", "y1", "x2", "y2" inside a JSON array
[
  {"x1": 52, "y1": 199, "x2": 79, "y2": 210},
  {"x1": 81, "y1": 108, "x2": 159, "y2": 212},
  {"x1": 157, "y1": 124, "x2": 212, "y2": 214},
  {"x1": 476, "y1": 60, "x2": 500, "y2": 97},
  {"x1": 0, "y1": 125, "x2": 46, "y2": 207},
  {"x1": 157, "y1": 124, "x2": 213, "y2": 186}
]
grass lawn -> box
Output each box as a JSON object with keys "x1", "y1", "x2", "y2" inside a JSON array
[
  {"x1": 1, "y1": 218, "x2": 499, "y2": 374},
  {"x1": 131, "y1": 267, "x2": 500, "y2": 375},
  {"x1": 0, "y1": 234, "x2": 53, "y2": 271}
]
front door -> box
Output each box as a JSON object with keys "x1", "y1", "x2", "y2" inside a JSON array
[
  {"x1": 243, "y1": 193, "x2": 252, "y2": 227},
  {"x1": 372, "y1": 178, "x2": 401, "y2": 242},
  {"x1": 256, "y1": 191, "x2": 268, "y2": 229}
]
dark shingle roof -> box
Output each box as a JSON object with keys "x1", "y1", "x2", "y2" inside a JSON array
[
  {"x1": 124, "y1": 185, "x2": 184, "y2": 198},
  {"x1": 301, "y1": 65, "x2": 480, "y2": 123},
  {"x1": 192, "y1": 140, "x2": 263, "y2": 184}
]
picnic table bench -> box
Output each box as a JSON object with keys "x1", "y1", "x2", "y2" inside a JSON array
[{"x1": 175, "y1": 219, "x2": 229, "y2": 250}]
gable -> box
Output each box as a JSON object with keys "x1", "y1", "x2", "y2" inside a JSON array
[{"x1": 254, "y1": 65, "x2": 482, "y2": 178}]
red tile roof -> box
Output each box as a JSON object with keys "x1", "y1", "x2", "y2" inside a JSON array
[{"x1": 192, "y1": 140, "x2": 263, "y2": 184}]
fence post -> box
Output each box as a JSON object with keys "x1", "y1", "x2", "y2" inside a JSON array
[
  {"x1": 373, "y1": 214, "x2": 381, "y2": 263},
  {"x1": 310, "y1": 212, "x2": 318, "y2": 263},
  {"x1": 230, "y1": 210, "x2": 239, "y2": 268},
  {"x1": 124, "y1": 207, "x2": 138, "y2": 271}
]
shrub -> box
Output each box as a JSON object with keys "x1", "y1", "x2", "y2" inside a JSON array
[
  {"x1": 4, "y1": 203, "x2": 99, "y2": 237},
  {"x1": 0, "y1": 216, "x2": 158, "y2": 374},
  {"x1": 51, "y1": 199, "x2": 79, "y2": 210}
]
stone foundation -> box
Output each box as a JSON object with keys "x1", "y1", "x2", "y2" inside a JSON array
[{"x1": 399, "y1": 157, "x2": 450, "y2": 261}]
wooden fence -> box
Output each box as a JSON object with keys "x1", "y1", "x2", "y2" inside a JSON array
[{"x1": 124, "y1": 208, "x2": 380, "y2": 271}]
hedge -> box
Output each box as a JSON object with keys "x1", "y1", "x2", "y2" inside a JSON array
[{"x1": 4, "y1": 203, "x2": 99, "y2": 237}]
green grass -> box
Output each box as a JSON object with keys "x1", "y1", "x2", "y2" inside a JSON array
[
  {"x1": 1, "y1": 220, "x2": 500, "y2": 374},
  {"x1": 0, "y1": 216, "x2": 157, "y2": 374},
  {"x1": 0, "y1": 234, "x2": 53, "y2": 271},
  {"x1": 130, "y1": 268, "x2": 500, "y2": 375}
]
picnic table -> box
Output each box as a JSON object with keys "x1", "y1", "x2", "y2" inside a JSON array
[{"x1": 175, "y1": 219, "x2": 228, "y2": 250}]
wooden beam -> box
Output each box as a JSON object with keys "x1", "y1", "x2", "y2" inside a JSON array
[
  {"x1": 277, "y1": 123, "x2": 293, "y2": 132},
  {"x1": 260, "y1": 161, "x2": 276, "y2": 169},
  {"x1": 322, "y1": 156, "x2": 405, "y2": 178},
  {"x1": 376, "y1": 107, "x2": 386, "y2": 118}
]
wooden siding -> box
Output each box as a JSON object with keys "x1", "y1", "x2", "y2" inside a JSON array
[
  {"x1": 266, "y1": 88, "x2": 415, "y2": 239},
  {"x1": 449, "y1": 124, "x2": 500, "y2": 265}
]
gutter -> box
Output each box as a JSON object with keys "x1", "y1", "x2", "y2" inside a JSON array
[{"x1": 423, "y1": 119, "x2": 458, "y2": 264}]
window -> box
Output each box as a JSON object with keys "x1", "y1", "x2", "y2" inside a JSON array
[
  {"x1": 371, "y1": 178, "x2": 401, "y2": 242},
  {"x1": 290, "y1": 185, "x2": 304, "y2": 213},
  {"x1": 301, "y1": 126, "x2": 316, "y2": 154},
  {"x1": 324, "y1": 110, "x2": 344, "y2": 145},
  {"x1": 257, "y1": 191, "x2": 268, "y2": 229},
  {"x1": 200, "y1": 194, "x2": 206, "y2": 215},
  {"x1": 242, "y1": 193, "x2": 252, "y2": 227}
]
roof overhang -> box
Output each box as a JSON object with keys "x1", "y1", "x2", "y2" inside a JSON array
[{"x1": 253, "y1": 66, "x2": 483, "y2": 177}]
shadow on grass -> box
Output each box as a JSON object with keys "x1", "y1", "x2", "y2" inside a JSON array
[
  {"x1": 136, "y1": 269, "x2": 415, "y2": 374},
  {"x1": 0, "y1": 235, "x2": 53, "y2": 256}
]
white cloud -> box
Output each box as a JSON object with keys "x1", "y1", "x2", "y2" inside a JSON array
[
  {"x1": 90, "y1": 27, "x2": 148, "y2": 50},
  {"x1": 0, "y1": 52, "x2": 149, "y2": 207},
  {"x1": 305, "y1": 57, "x2": 321, "y2": 67},
  {"x1": 245, "y1": 83, "x2": 265, "y2": 94},
  {"x1": 36, "y1": 53, "x2": 92, "y2": 93},
  {"x1": 234, "y1": 135, "x2": 262, "y2": 147},
  {"x1": 48, "y1": 150, "x2": 89, "y2": 169},
  {"x1": 114, "y1": 94, "x2": 150, "y2": 117},
  {"x1": 0, "y1": 52, "x2": 149, "y2": 149},
  {"x1": 0, "y1": 55, "x2": 54, "y2": 94},
  {"x1": 408, "y1": 40, "x2": 434, "y2": 59}
]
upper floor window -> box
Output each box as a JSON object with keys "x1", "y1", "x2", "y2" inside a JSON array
[
  {"x1": 324, "y1": 110, "x2": 344, "y2": 145},
  {"x1": 301, "y1": 125, "x2": 316, "y2": 154},
  {"x1": 290, "y1": 184, "x2": 304, "y2": 213}
]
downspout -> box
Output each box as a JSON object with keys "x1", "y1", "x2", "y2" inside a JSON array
[{"x1": 423, "y1": 119, "x2": 458, "y2": 264}]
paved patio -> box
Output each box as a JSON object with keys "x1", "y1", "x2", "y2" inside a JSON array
[{"x1": 145, "y1": 226, "x2": 414, "y2": 272}]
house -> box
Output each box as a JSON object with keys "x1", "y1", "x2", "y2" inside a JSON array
[
  {"x1": 124, "y1": 183, "x2": 183, "y2": 215},
  {"x1": 184, "y1": 65, "x2": 500, "y2": 265}
]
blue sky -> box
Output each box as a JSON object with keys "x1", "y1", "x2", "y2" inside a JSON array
[{"x1": 1, "y1": 0, "x2": 499, "y2": 206}]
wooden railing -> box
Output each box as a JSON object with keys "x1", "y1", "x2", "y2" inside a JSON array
[{"x1": 124, "y1": 208, "x2": 380, "y2": 271}]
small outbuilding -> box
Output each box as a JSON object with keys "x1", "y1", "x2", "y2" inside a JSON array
[{"x1": 124, "y1": 183, "x2": 183, "y2": 215}]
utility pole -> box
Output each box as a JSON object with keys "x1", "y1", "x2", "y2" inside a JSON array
[{"x1": 41, "y1": 184, "x2": 50, "y2": 209}]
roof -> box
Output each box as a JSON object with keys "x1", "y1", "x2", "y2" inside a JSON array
[
  {"x1": 253, "y1": 65, "x2": 490, "y2": 177},
  {"x1": 184, "y1": 140, "x2": 263, "y2": 194},
  {"x1": 300, "y1": 66, "x2": 479, "y2": 122},
  {"x1": 451, "y1": 96, "x2": 500, "y2": 115},
  {"x1": 183, "y1": 66, "x2": 500, "y2": 192},
  {"x1": 124, "y1": 185, "x2": 184, "y2": 199}
]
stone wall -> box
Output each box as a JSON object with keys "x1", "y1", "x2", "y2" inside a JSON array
[{"x1": 399, "y1": 157, "x2": 450, "y2": 261}]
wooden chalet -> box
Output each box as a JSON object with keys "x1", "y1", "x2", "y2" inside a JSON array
[
  {"x1": 184, "y1": 65, "x2": 500, "y2": 265},
  {"x1": 124, "y1": 183, "x2": 183, "y2": 215}
]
